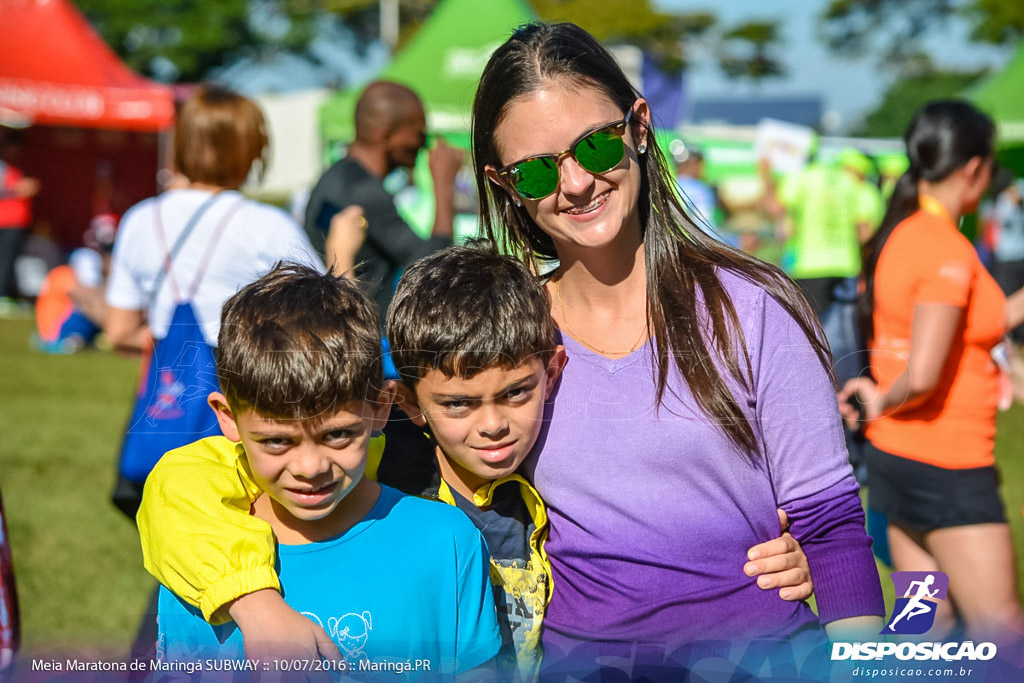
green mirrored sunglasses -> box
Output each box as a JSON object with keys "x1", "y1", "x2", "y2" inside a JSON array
[{"x1": 498, "y1": 108, "x2": 634, "y2": 201}]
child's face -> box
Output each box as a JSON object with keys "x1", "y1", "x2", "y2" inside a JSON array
[
  {"x1": 209, "y1": 391, "x2": 392, "y2": 537},
  {"x1": 405, "y1": 349, "x2": 565, "y2": 496}
]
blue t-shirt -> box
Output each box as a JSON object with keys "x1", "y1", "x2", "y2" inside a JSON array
[{"x1": 156, "y1": 484, "x2": 501, "y2": 676}]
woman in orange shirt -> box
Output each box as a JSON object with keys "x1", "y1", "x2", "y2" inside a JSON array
[{"x1": 840, "y1": 100, "x2": 1024, "y2": 642}]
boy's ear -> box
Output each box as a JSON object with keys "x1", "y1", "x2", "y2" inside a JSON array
[
  {"x1": 543, "y1": 345, "x2": 567, "y2": 401},
  {"x1": 208, "y1": 392, "x2": 241, "y2": 442},
  {"x1": 392, "y1": 381, "x2": 427, "y2": 427},
  {"x1": 369, "y1": 380, "x2": 398, "y2": 433}
]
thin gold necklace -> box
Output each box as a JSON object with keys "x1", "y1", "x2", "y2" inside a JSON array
[{"x1": 554, "y1": 278, "x2": 648, "y2": 356}]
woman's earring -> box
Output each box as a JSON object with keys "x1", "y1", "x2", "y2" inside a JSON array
[
  {"x1": 514, "y1": 197, "x2": 522, "y2": 207},
  {"x1": 638, "y1": 143, "x2": 647, "y2": 155}
]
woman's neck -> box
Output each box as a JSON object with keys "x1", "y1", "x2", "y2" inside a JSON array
[
  {"x1": 918, "y1": 178, "x2": 964, "y2": 224},
  {"x1": 554, "y1": 239, "x2": 646, "y2": 313},
  {"x1": 545, "y1": 214, "x2": 650, "y2": 357}
]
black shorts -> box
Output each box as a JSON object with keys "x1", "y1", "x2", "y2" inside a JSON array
[{"x1": 865, "y1": 441, "x2": 1007, "y2": 532}]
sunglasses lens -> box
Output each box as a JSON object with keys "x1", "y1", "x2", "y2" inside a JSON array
[
  {"x1": 505, "y1": 119, "x2": 628, "y2": 200},
  {"x1": 574, "y1": 128, "x2": 625, "y2": 174},
  {"x1": 510, "y1": 156, "x2": 559, "y2": 200}
]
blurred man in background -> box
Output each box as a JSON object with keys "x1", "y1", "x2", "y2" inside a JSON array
[{"x1": 303, "y1": 81, "x2": 463, "y2": 320}]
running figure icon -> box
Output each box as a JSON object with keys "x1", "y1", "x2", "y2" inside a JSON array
[{"x1": 887, "y1": 574, "x2": 940, "y2": 632}]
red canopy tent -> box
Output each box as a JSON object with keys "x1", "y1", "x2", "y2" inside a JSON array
[{"x1": 0, "y1": 0, "x2": 175, "y2": 248}]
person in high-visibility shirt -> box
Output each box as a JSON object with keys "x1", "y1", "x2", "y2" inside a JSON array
[
  {"x1": 764, "y1": 153, "x2": 871, "y2": 316},
  {"x1": 836, "y1": 147, "x2": 885, "y2": 245}
]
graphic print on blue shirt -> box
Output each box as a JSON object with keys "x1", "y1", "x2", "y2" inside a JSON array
[
  {"x1": 449, "y1": 483, "x2": 545, "y2": 673},
  {"x1": 156, "y1": 484, "x2": 501, "y2": 675}
]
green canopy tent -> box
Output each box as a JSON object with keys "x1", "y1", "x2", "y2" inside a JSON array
[
  {"x1": 319, "y1": 0, "x2": 535, "y2": 148},
  {"x1": 967, "y1": 41, "x2": 1024, "y2": 176},
  {"x1": 318, "y1": 0, "x2": 535, "y2": 238}
]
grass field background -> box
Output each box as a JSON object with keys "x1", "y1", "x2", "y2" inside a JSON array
[{"x1": 1, "y1": 314, "x2": 1023, "y2": 656}]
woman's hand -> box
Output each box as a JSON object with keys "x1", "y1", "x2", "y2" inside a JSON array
[
  {"x1": 837, "y1": 377, "x2": 883, "y2": 430},
  {"x1": 744, "y1": 510, "x2": 813, "y2": 601}
]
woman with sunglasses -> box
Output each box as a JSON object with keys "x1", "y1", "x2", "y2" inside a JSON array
[
  {"x1": 839, "y1": 101, "x2": 1024, "y2": 643},
  {"x1": 473, "y1": 22, "x2": 883, "y2": 673}
]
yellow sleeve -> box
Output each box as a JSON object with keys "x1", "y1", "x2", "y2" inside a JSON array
[
  {"x1": 137, "y1": 434, "x2": 387, "y2": 624},
  {"x1": 137, "y1": 436, "x2": 275, "y2": 624}
]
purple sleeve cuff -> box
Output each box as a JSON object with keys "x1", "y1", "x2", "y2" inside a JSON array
[{"x1": 785, "y1": 481, "x2": 885, "y2": 624}]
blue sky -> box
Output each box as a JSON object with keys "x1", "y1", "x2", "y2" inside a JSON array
[{"x1": 653, "y1": 0, "x2": 1013, "y2": 131}]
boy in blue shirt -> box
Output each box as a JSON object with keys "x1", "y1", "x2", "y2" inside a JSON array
[{"x1": 151, "y1": 263, "x2": 501, "y2": 675}]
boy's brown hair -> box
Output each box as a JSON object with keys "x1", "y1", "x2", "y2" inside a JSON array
[
  {"x1": 216, "y1": 263, "x2": 383, "y2": 420},
  {"x1": 174, "y1": 84, "x2": 269, "y2": 189},
  {"x1": 385, "y1": 245, "x2": 556, "y2": 388}
]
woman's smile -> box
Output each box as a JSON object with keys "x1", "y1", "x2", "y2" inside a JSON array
[{"x1": 562, "y1": 190, "x2": 611, "y2": 218}]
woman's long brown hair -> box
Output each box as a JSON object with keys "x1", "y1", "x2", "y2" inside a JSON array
[{"x1": 472, "y1": 22, "x2": 830, "y2": 455}]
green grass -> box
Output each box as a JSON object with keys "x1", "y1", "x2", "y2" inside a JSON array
[
  {"x1": 1, "y1": 314, "x2": 1022, "y2": 656},
  {"x1": 994, "y1": 400, "x2": 1024, "y2": 601},
  {"x1": 0, "y1": 318, "x2": 151, "y2": 655}
]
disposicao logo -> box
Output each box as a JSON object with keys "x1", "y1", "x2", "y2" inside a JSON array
[
  {"x1": 831, "y1": 570, "x2": 997, "y2": 663},
  {"x1": 885, "y1": 571, "x2": 949, "y2": 635}
]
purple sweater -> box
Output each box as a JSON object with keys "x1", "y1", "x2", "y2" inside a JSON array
[{"x1": 524, "y1": 271, "x2": 883, "y2": 649}]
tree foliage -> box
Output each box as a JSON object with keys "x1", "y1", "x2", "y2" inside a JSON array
[
  {"x1": 339, "y1": 0, "x2": 729, "y2": 76},
  {"x1": 819, "y1": 0, "x2": 1023, "y2": 71},
  {"x1": 77, "y1": 0, "x2": 316, "y2": 82},
  {"x1": 854, "y1": 66, "x2": 986, "y2": 137},
  {"x1": 77, "y1": 0, "x2": 785, "y2": 85},
  {"x1": 718, "y1": 21, "x2": 785, "y2": 83},
  {"x1": 315, "y1": 0, "x2": 436, "y2": 51},
  {"x1": 531, "y1": 0, "x2": 783, "y2": 82},
  {"x1": 530, "y1": 0, "x2": 717, "y2": 75},
  {"x1": 966, "y1": 0, "x2": 1024, "y2": 44}
]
